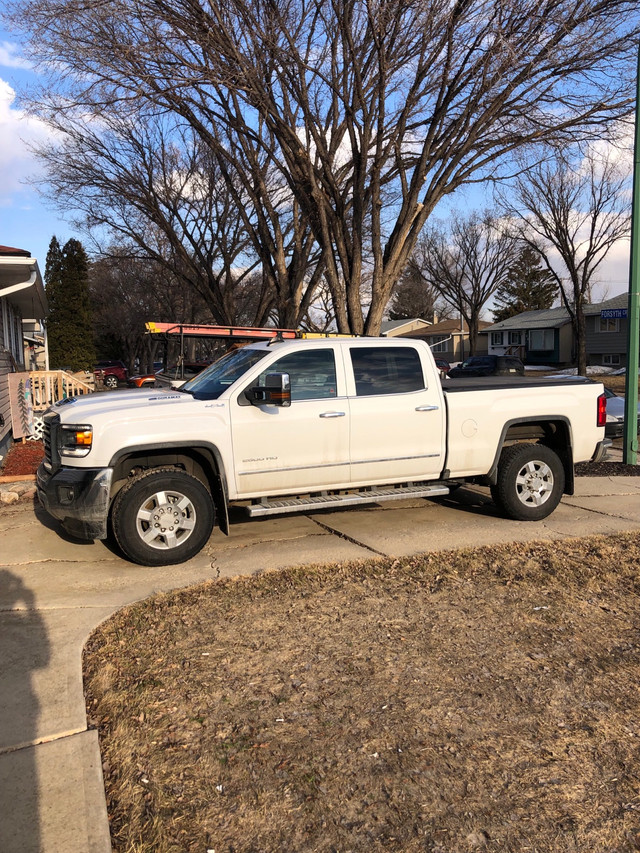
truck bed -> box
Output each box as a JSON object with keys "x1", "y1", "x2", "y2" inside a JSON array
[{"x1": 442, "y1": 375, "x2": 595, "y2": 393}]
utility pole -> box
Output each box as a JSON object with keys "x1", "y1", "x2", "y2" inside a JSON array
[{"x1": 624, "y1": 45, "x2": 640, "y2": 464}]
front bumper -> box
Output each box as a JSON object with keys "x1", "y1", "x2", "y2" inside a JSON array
[{"x1": 36, "y1": 462, "x2": 113, "y2": 540}]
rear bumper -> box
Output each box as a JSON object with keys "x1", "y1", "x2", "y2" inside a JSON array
[
  {"x1": 605, "y1": 421, "x2": 623, "y2": 439},
  {"x1": 590, "y1": 439, "x2": 612, "y2": 464},
  {"x1": 36, "y1": 462, "x2": 113, "y2": 540}
]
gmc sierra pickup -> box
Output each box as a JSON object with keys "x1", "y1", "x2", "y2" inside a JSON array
[{"x1": 37, "y1": 337, "x2": 609, "y2": 566}]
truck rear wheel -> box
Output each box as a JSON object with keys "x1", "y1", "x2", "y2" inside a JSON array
[
  {"x1": 492, "y1": 444, "x2": 564, "y2": 521},
  {"x1": 111, "y1": 467, "x2": 215, "y2": 566}
]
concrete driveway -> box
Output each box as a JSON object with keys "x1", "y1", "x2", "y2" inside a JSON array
[{"x1": 1, "y1": 477, "x2": 640, "y2": 852}]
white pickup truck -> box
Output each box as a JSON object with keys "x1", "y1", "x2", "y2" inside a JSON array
[{"x1": 37, "y1": 336, "x2": 609, "y2": 566}]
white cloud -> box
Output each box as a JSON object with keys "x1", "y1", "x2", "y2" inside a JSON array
[
  {"x1": 0, "y1": 41, "x2": 32, "y2": 70},
  {"x1": 0, "y1": 78, "x2": 56, "y2": 202}
]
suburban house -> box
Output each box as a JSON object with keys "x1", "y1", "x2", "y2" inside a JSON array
[
  {"x1": 0, "y1": 245, "x2": 48, "y2": 458},
  {"x1": 382, "y1": 317, "x2": 490, "y2": 362},
  {"x1": 483, "y1": 293, "x2": 631, "y2": 368},
  {"x1": 484, "y1": 306, "x2": 573, "y2": 366},
  {"x1": 583, "y1": 293, "x2": 630, "y2": 369},
  {"x1": 380, "y1": 318, "x2": 433, "y2": 337}
]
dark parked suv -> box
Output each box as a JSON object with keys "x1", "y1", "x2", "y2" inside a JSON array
[
  {"x1": 94, "y1": 360, "x2": 128, "y2": 388},
  {"x1": 448, "y1": 355, "x2": 525, "y2": 378}
]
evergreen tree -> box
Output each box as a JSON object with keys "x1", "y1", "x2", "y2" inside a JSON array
[
  {"x1": 45, "y1": 236, "x2": 96, "y2": 370},
  {"x1": 389, "y1": 254, "x2": 450, "y2": 322},
  {"x1": 491, "y1": 246, "x2": 558, "y2": 323}
]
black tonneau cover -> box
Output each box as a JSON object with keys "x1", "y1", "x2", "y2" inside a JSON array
[{"x1": 442, "y1": 375, "x2": 596, "y2": 393}]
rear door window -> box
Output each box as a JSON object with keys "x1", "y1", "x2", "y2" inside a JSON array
[{"x1": 350, "y1": 347, "x2": 424, "y2": 396}]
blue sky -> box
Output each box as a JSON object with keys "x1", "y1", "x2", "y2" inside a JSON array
[
  {"x1": 0, "y1": 31, "x2": 72, "y2": 268},
  {"x1": 0, "y1": 24, "x2": 632, "y2": 303}
]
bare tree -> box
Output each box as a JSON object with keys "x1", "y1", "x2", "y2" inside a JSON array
[
  {"x1": 33, "y1": 115, "x2": 316, "y2": 326},
  {"x1": 413, "y1": 212, "x2": 520, "y2": 354},
  {"x1": 501, "y1": 145, "x2": 631, "y2": 374},
  {"x1": 12, "y1": 0, "x2": 640, "y2": 333},
  {"x1": 90, "y1": 246, "x2": 219, "y2": 372}
]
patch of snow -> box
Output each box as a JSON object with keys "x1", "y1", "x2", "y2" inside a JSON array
[{"x1": 550, "y1": 366, "x2": 616, "y2": 376}]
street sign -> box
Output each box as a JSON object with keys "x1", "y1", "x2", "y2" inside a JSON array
[{"x1": 601, "y1": 308, "x2": 628, "y2": 319}]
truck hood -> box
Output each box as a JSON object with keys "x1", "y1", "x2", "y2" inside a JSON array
[
  {"x1": 52, "y1": 388, "x2": 232, "y2": 469},
  {"x1": 52, "y1": 388, "x2": 195, "y2": 421}
]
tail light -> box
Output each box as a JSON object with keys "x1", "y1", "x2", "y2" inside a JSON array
[{"x1": 597, "y1": 393, "x2": 607, "y2": 428}]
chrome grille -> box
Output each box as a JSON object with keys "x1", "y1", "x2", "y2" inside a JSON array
[{"x1": 43, "y1": 413, "x2": 60, "y2": 470}]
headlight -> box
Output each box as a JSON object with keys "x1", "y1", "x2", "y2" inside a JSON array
[{"x1": 59, "y1": 424, "x2": 93, "y2": 457}]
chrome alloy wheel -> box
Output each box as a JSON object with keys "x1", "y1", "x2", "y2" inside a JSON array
[
  {"x1": 515, "y1": 460, "x2": 554, "y2": 508},
  {"x1": 135, "y1": 489, "x2": 197, "y2": 550}
]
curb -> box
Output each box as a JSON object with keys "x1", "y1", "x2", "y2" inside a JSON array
[{"x1": 0, "y1": 474, "x2": 37, "y2": 484}]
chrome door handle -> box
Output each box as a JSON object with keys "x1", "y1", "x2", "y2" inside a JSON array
[
  {"x1": 415, "y1": 405, "x2": 439, "y2": 412},
  {"x1": 319, "y1": 411, "x2": 346, "y2": 418}
]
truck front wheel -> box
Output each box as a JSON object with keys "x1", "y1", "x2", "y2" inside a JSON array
[
  {"x1": 111, "y1": 467, "x2": 215, "y2": 566},
  {"x1": 491, "y1": 444, "x2": 565, "y2": 521}
]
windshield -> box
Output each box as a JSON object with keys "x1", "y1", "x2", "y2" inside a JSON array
[{"x1": 181, "y1": 347, "x2": 269, "y2": 400}]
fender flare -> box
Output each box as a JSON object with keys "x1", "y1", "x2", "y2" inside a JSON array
[
  {"x1": 108, "y1": 441, "x2": 230, "y2": 534},
  {"x1": 485, "y1": 416, "x2": 575, "y2": 495}
]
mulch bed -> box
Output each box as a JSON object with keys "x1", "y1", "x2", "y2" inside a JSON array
[
  {"x1": 575, "y1": 460, "x2": 640, "y2": 477},
  {"x1": 0, "y1": 441, "x2": 44, "y2": 477}
]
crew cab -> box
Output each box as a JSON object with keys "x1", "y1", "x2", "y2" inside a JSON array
[{"x1": 37, "y1": 337, "x2": 609, "y2": 566}]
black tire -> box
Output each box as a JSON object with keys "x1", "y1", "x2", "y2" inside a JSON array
[
  {"x1": 492, "y1": 444, "x2": 565, "y2": 521},
  {"x1": 104, "y1": 374, "x2": 118, "y2": 389},
  {"x1": 111, "y1": 467, "x2": 215, "y2": 566}
]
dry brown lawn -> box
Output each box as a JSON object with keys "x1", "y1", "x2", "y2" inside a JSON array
[
  {"x1": 601, "y1": 375, "x2": 640, "y2": 396},
  {"x1": 525, "y1": 372, "x2": 638, "y2": 398},
  {"x1": 84, "y1": 533, "x2": 640, "y2": 853}
]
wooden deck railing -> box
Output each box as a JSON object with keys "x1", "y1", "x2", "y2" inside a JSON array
[{"x1": 29, "y1": 370, "x2": 95, "y2": 411}]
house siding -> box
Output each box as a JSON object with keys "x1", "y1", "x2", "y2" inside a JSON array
[
  {"x1": 1, "y1": 298, "x2": 26, "y2": 456},
  {"x1": 0, "y1": 350, "x2": 12, "y2": 455},
  {"x1": 558, "y1": 325, "x2": 574, "y2": 364},
  {"x1": 585, "y1": 314, "x2": 628, "y2": 365}
]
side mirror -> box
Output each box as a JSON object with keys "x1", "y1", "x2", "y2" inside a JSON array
[{"x1": 246, "y1": 373, "x2": 291, "y2": 407}]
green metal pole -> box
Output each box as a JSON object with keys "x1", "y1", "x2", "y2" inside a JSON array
[{"x1": 623, "y1": 45, "x2": 640, "y2": 464}]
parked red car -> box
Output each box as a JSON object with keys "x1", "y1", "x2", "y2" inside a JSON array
[{"x1": 94, "y1": 360, "x2": 128, "y2": 389}]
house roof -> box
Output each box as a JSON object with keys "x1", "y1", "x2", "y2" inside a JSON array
[
  {"x1": 583, "y1": 293, "x2": 628, "y2": 315},
  {"x1": 417, "y1": 318, "x2": 492, "y2": 336},
  {"x1": 485, "y1": 293, "x2": 629, "y2": 333},
  {"x1": 0, "y1": 247, "x2": 48, "y2": 318},
  {"x1": 380, "y1": 318, "x2": 431, "y2": 335},
  {"x1": 485, "y1": 307, "x2": 572, "y2": 332},
  {"x1": 0, "y1": 245, "x2": 31, "y2": 258}
]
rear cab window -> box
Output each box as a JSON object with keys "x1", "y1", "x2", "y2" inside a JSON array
[{"x1": 349, "y1": 346, "x2": 425, "y2": 396}]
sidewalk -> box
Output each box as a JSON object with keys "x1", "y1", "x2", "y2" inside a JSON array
[{"x1": 1, "y1": 476, "x2": 640, "y2": 852}]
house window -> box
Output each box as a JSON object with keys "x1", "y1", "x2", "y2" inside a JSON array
[
  {"x1": 528, "y1": 329, "x2": 554, "y2": 351},
  {"x1": 429, "y1": 335, "x2": 448, "y2": 353},
  {"x1": 599, "y1": 317, "x2": 619, "y2": 333},
  {"x1": 508, "y1": 331, "x2": 522, "y2": 346},
  {"x1": 490, "y1": 332, "x2": 504, "y2": 347},
  {"x1": 602, "y1": 354, "x2": 621, "y2": 366}
]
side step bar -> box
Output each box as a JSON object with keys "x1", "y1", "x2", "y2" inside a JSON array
[{"x1": 246, "y1": 483, "x2": 451, "y2": 518}]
